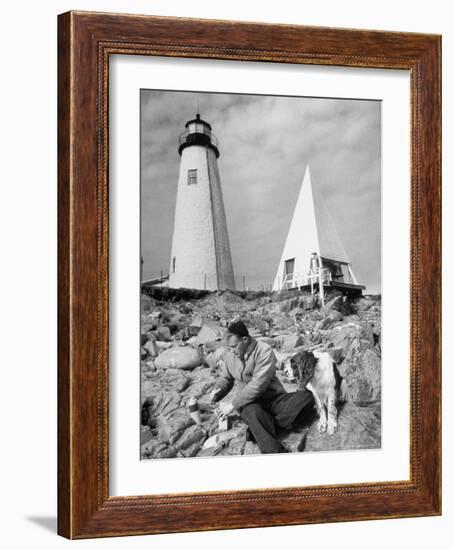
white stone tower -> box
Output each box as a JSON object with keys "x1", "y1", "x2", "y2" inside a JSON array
[
  {"x1": 272, "y1": 164, "x2": 364, "y2": 295},
  {"x1": 168, "y1": 114, "x2": 236, "y2": 290}
]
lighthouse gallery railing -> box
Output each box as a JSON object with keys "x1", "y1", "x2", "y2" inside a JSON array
[{"x1": 178, "y1": 128, "x2": 219, "y2": 148}]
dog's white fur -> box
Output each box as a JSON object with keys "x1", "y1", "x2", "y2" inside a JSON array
[
  {"x1": 282, "y1": 349, "x2": 346, "y2": 436},
  {"x1": 306, "y1": 350, "x2": 343, "y2": 436}
]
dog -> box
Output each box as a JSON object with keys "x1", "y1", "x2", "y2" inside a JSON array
[{"x1": 289, "y1": 349, "x2": 346, "y2": 436}]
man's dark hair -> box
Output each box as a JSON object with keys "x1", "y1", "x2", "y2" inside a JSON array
[{"x1": 227, "y1": 320, "x2": 250, "y2": 338}]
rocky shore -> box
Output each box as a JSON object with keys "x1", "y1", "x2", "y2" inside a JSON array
[{"x1": 140, "y1": 286, "x2": 381, "y2": 459}]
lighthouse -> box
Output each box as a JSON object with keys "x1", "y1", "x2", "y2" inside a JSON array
[{"x1": 168, "y1": 114, "x2": 236, "y2": 291}]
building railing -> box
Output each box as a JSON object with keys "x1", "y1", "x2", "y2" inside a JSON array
[{"x1": 281, "y1": 268, "x2": 332, "y2": 290}]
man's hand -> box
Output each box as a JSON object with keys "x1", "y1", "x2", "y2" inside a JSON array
[{"x1": 215, "y1": 401, "x2": 234, "y2": 419}]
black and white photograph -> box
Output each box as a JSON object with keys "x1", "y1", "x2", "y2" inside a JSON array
[{"x1": 140, "y1": 89, "x2": 382, "y2": 459}]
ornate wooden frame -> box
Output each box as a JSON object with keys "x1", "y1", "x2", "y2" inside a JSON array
[{"x1": 57, "y1": 10, "x2": 442, "y2": 539}]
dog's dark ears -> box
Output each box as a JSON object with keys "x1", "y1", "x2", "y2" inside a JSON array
[{"x1": 291, "y1": 350, "x2": 317, "y2": 387}]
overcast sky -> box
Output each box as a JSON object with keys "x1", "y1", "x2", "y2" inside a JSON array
[{"x1": 141, "y1": 90, "x2": 381, "y2": 294}]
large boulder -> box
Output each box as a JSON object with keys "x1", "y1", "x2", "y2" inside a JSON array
[
  {"x1": 157, "y1": 410, "x2": 196, "y2": 444},
  {"x1": 302, "y1": 403, "x2": 381, "y2": 452},
  {"x1": 141, "y1": 377, "x2": 165, "y2": 400},
  {"x1": 322, "y1": 295, "x2": 343, "y2": 314},
  {"x1": 179, "y1": 438, "x2": 207, "y2": 457},
  {"x1": 150, "y1": 391, "x2": 182, "y2": 418},
  {"x1": 339, "y1": 346, "x2": 381, "y2": 404},
  {"x1": 324, "y1": 322, "x2": 381, "y2": 404},
  {"x1": 193, "y1": 323, "x2": 224, "y2": 345},
  {"x1": 184, "y1": 365, "x2": 217, "y2": 399},
  {"x1": 281, "y1": 333, "x2": 306, "y2": 351},
  {"x1": 329, "y1": 310, "x2": 344, "y2": 323},
  {"x1": 327, "y1": 322, "x2": 374, "y2": 357},
  {"x1": 143, "y1": 338, "x2": 158, "y2": 357},
  {"x1": 354, "y1": 297, "x2": 374, "y2": 312},
  {"x1": 159, "y1": 368, "x2": 190, "y2": 392},
  {"x1": 155, "y1": 346, "x2": 203, "y2": 370},
  {"x1": 141, "y1": 391, "x2": 182, "y2": 431},
  {"x1": 185, "y1": 378, "x2": 215, "y2": 399},
  {"x1": 156, "y1": 325, "x2": 171, "y2": 342},
  {"x1": 176, "y1": 425, "x2": 207, "y2": 450},
  {"x1": 316, "y1": 310, "x2": 344, "y2": 330}
]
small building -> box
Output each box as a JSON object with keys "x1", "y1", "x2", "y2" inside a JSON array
[{"x1": 272, "y1": 165, "x2": 365, "y2": 297}]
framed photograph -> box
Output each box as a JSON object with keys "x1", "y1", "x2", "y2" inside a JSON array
[{"x1": 58, "y1": 11, "x2": 441, "y2": 538}]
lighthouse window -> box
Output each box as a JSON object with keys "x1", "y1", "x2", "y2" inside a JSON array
[
  {"x1": 172, "y1": 257, "x2": 176, "y2": 273},
  {"x1": 187, "y1": 169, "x2": 198, "y2": 185}
]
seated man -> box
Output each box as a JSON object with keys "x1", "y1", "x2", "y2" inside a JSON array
[{"x1": 210, "y1": 321, "x2": 314, "y2": 454}]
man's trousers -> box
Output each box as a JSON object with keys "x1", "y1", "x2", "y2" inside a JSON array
[{"x1": 239, "y1": 389, "x2": 315, "y2": 454}]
